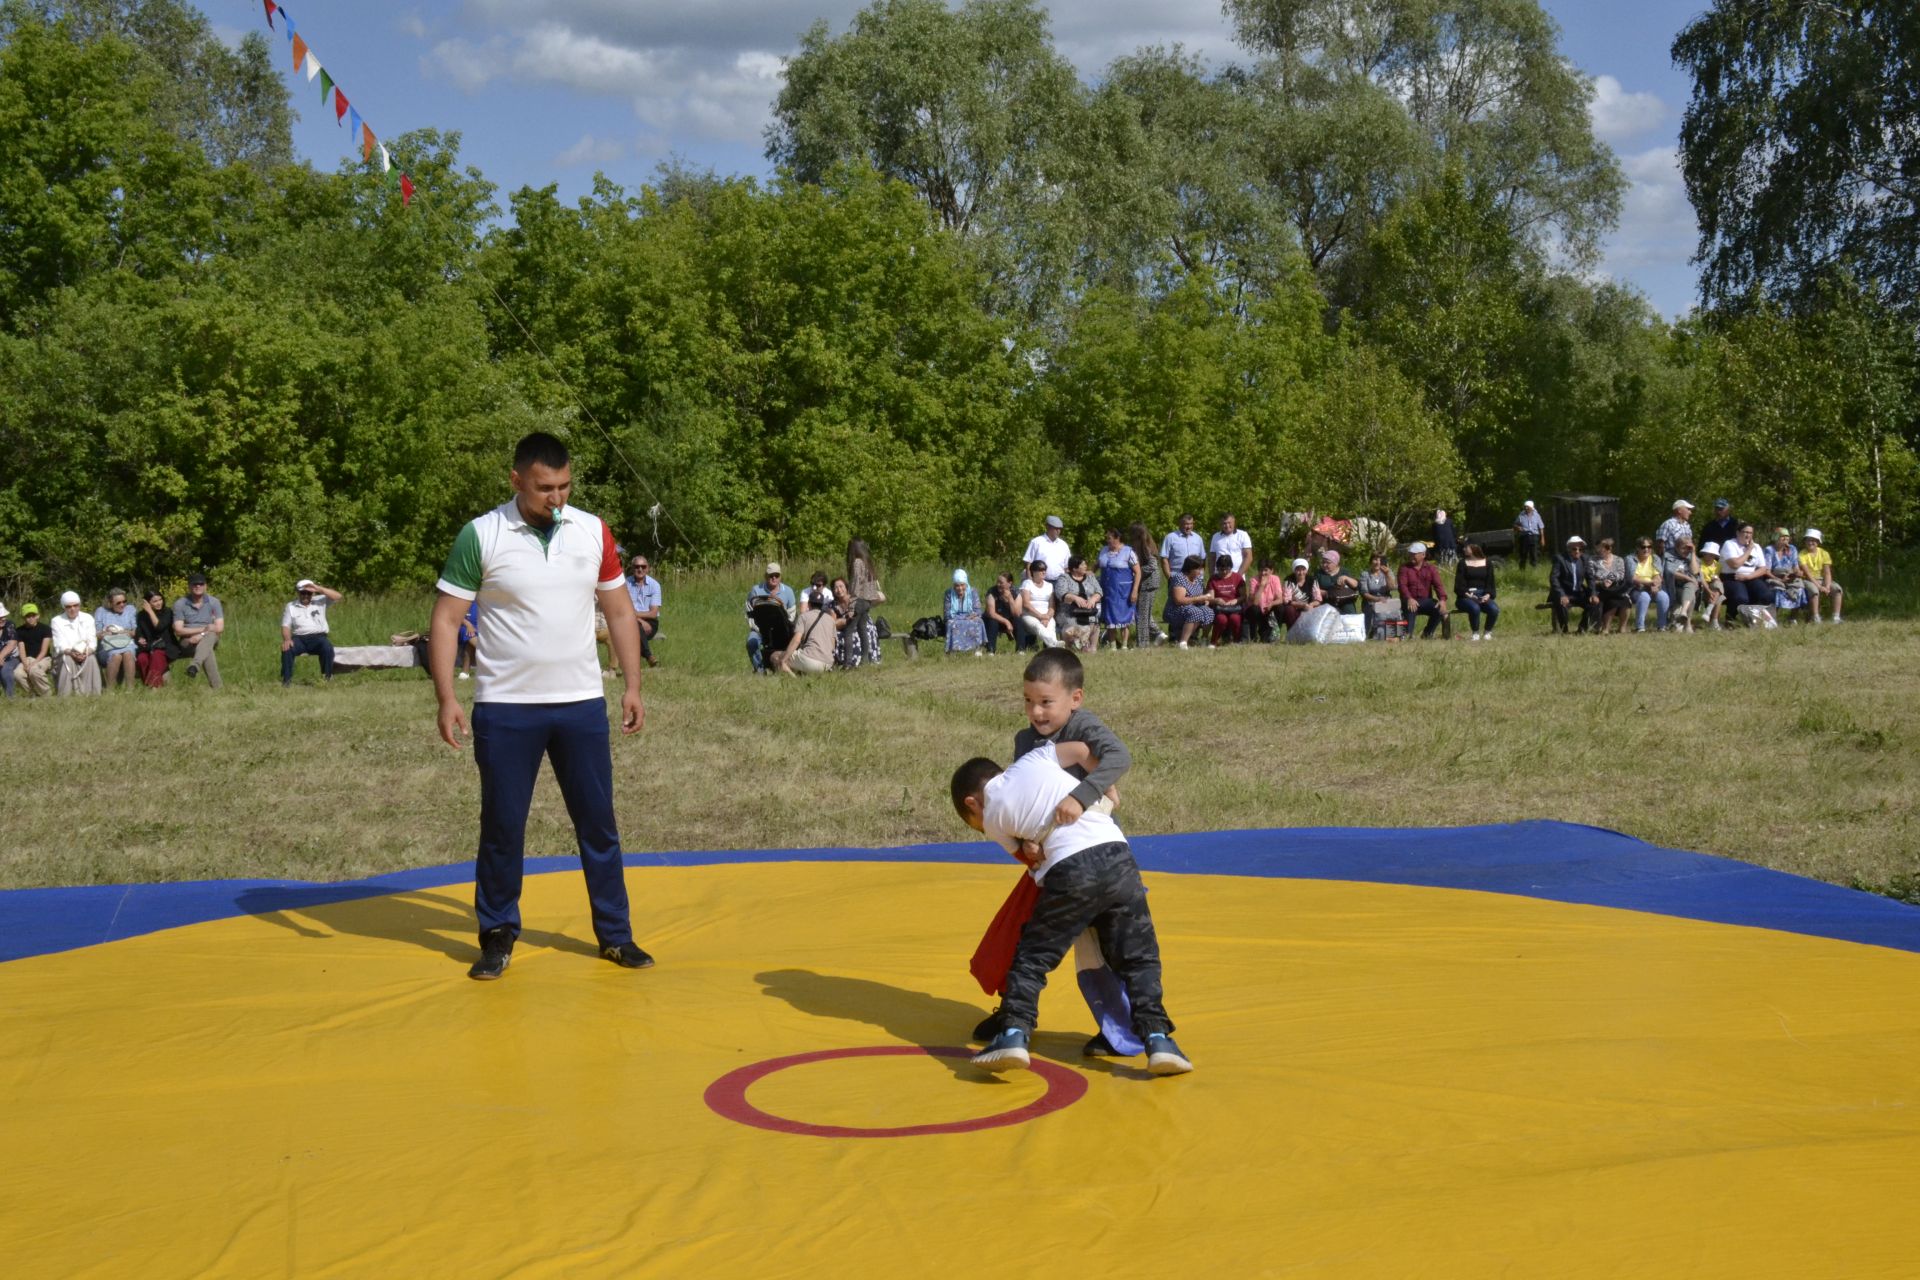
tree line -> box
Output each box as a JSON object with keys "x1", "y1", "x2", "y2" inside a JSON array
[{"x1": 0, "y1": 0, "x2": 1913, "y2": 596}]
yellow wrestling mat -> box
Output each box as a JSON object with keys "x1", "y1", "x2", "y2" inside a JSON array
[{"x1": 5, "y1": 855, "x2": 1920, "y2": 1278}]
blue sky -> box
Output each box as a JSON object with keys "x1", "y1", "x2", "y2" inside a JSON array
[{"x1": 223, "y1": 0, "x2": 1705, "y2": 316}]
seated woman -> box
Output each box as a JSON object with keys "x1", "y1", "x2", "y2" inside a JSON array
[
  {"x1": 1452, "y1": 543, "x2": 1499, "y2": 640},
  {"x1": 1629, "y1": 538, "x2": 1670, "y2": 632},
  {"x1": 831, "y1": 576, "x2": 883, "y2": 668},
  {"x1": 944, "y1": 569, "x2": 987, "y2": 655},
  {"x1": 1054, "y1": 556, "x2": 1103, "y2": 652},
  {"x1": 1208, "y1": 554, "x2": 1246, "y2": 645},
  {"x1": 1248, "y1": 560, "x2": 1285, "y2": 642},
  {"x1": 1165, "y1": 555, "x2": 1215, "y2": 649},
  {"x1": 135, "y1": 590, "x2": 176, "y2": 688},
  {"x1": 983, "y1": 571, "x2": 1019, "y2": 653},
  {"x1": 1278, "y1": 558, "x2": 1315, "y2": 631},
  {"x1": 1096, "y1": 528, "x2": 1140, "y2": 649},
  {"x1": 1311, "y1": 551, "x2": 1361, "y2": 613},
  {"x1": 1016, "y1": 559, "x2": 1062, "y2": 649},
  {"x1": 1764, "y1": 527, "x2": 1809, "y2": 621},
  {"x1": 1359, "y1": 554, "x2": 1398, "y2": 639},
  {"x1": 774, "y1": 588, "x2": 844, "y2": 675},
  {"x1": 1588, "y1": 538, "x2": 1632, "y2": 633}
]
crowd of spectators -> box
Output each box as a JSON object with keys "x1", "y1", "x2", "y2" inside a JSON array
[{"x1": 4, "y1": 573, "x2": 237, "y2": 698}]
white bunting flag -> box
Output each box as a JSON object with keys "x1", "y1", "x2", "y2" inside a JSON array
[
  {"x1": 379, "y1": 144, "x2": 391, "y2": 173},
  {"x1": 304, "y1": 53, "x2": 321, "y2": 82}
]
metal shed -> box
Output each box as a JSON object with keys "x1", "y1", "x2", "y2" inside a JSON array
[{"x1": 1549, "y1": 493, "x2": 1621, "y2": 550}]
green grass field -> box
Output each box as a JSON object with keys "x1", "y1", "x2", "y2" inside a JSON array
[{"x1": 4, "y1": 560, "x2": 1916, "y2": 898}]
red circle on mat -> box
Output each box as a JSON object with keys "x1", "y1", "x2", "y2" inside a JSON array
[{"x1": 704, "y1": 1045, "x2": 1088, "y2": 1138}]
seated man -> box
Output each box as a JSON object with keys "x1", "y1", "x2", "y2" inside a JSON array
[
  {"x1": 1548, "y1": 536, "x2": 1599, "y2": 634},
  {"x1": 745, "y1": 563, "x2": 796, "y2": 672},
  {"x1": 172, "y1": 572, "x2": 226, "y2": 688},
  {"x1": 626, "y1": 555, "x2": 663, "y2": 667},
  {"x1": 1799, "y1": 529, "x2": 1843, "y2": 623},
  {"x1": 1395, "y1": 543, "x2": 1450, "y2": 639},
  {"x1": 281, "y1": 579, "x2": 343, "y2": 686}
]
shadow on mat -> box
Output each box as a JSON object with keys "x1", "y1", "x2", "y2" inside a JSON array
[
  {"x1": 754, "y1": 969, "x2": 1149, "y2": 1081},
  {"x1": 235, "y1": 887, "x2": 600, "y2": 965}
]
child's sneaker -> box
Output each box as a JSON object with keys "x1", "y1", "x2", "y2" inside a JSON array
[
  {"x1": 971, "y1": 1027, "x2": 1031, "y2": 1071},
  {"x1": 1145, "y1": 1033, "x2": 1193, "y2": 1075},
  {"x1": 1082, "y1": 1032, "x2": 1124, "y2": 1057},
  {"x1": 972, "y1": 1008, "x2": 1008, "y2": 1042}
]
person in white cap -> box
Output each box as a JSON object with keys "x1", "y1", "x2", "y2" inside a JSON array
[
  {"x1": 1799, "y1": 529, "x2": 1843, "y2": 622},
  {"x1": 1548, "y1": 536, "x2": 1597, "y2": 634},
  {"x1": 51, "y1": 590, "x2": 101, "y2": 696},
  {"x1": 281, "y1": 579, "x2": 344, "y2": 686},
  {"x1": 1697, "y1": 542, "x2": 1726, "y2": 628},
  {"x1": 1396, "y1": 543, "x2": 1450, "y2": 638},
  {"x1": 745, "y1": 562, "x2": 796, "y2": 673},
  {"x1": 1023, "y1": 515, "x2": 1072, "y2": 583},
  {"x1": 1657, "y1": 500, "x2": 1696, "y2": 553},
  {"x1": 1512, "y1": 500, "x2": 1545, "y2": 567},
  {"x1": 1430, "y1": 508, "x2": 1459, "y2": 566}
]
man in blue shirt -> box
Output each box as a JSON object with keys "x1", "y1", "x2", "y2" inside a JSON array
[
  {"x1": 625, "y1": 554, "x2": 663, "y2": 668},
  {"x1": 746, "y1": 563, "x2": 797, "y2": 673},
  {"x1": 1159, "y1": 515, "x2": 1205, "y2": 588}
]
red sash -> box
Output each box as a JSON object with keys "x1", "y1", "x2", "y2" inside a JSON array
[{"x1": 969, "y1": 874, "x2": 1040, "y2": 995}]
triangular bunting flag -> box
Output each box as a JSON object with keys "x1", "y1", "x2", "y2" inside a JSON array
[
  {"x1": 400, "y1": 173, "x2": 414, "y2": 206},
  {"x1": 319, "y1": 68, "x2": 334, "y2": 102},
  {"x1": 379, "y1": 144, "x2": 391, "y2": 174},
  {"x1": 334, "y1": 89, "x2": 349, "y2": 125},
  {"x1": 304, "y1": 53, "x2": 320, "y2": 83},
  {"x1": 290, "y1": 33, "x2": 306, "y2": 71},
  {"x1": 362, "y1": 124, "x2": 376, "y2": 162},
  {"x1": 263, "y1": 1, "x2": 277, "y2": 32},
  {"x1": 349, "y1": 106, "x2": 360, "y2": 139},
  {"x1": 284, "y1": 14, "x2": 295, "y2": 42}
]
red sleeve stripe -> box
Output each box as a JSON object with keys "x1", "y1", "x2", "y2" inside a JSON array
[{"x1": 598, "y1": 521, "x2": 623, "y2": 583}]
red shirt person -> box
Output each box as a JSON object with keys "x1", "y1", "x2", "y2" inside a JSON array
[{"x1": 1395, "y1": 542, "x2": 1451, "y2": 639}]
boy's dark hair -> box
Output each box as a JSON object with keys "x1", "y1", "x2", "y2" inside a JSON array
[
  {"x1": 951, "y1": 757, "x2": 1003, "y2": 818},
  {"x1": 513, "y1": 431, "x2": 571, "y2": 471},
  {"x1": 1023, "y1": 648, "x2": 1084, "y2": 691}
]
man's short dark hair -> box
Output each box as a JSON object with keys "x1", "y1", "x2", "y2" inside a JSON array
[
  {"x1": 1023, "y1": 648, "x2": 1083, "y2": 691},
  {"x1": 951, "y1": 757, "x2": 1003, "y2": 819},
  {"x1": 513, "y1": 432, "x2": 571, "y2": 472}
]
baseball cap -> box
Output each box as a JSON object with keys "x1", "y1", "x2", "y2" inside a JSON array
[
  {"x1": 1566, "y1": 535, "x2": 1585, "y2": 545},
  {"x1": 1804, "y1": 528, "x2": 1823, "y2": 542},
  {"x1": 296, "y1": 579, "x2": 318, "y2": 591},
  {"x1": 1044, "y1": 515, "x2": 1064, "y2": 529},
  {"x1": 1407, "y1": 541, "x2": 1428, "y2": 555},
  {"x1": 1674, "y1": 499, "x2": 1694, "y2": 510},
  {"x1": 765, "y1": 562, "x2": 782, "y2": 577},
  {"x1": 1713, "y1": 498, "x2": 1730, "y2": 510},
  {"x1": 21, "y1": 602, "x2": 39, "y2": 616},
  {"x1": 187, "y1": 572, "x2": 208, "y2": 586},
  {"x1": 59, "y1": 590, "x2": 80, "y2": 606},
  {"x1": 1523, "y1": 499, "x2": 1535, "y2": 509}
]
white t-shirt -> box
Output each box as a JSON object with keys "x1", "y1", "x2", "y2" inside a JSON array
[
  {"x1": 281, "y1": 597, "x2": 330, "y2": 636},
  {"x1": 1210, "y1": 528, "x2": 1253, "y2": 573},
  {"x1": 1017, "y1": 578, "x2": 1054, "y2": 619},
  {"x1": 1022, "y1": 534, "x2": 1072, "y2": 581},
  {"x1": 982, "y1": 743, "x2": 1126, "y2": 884}
]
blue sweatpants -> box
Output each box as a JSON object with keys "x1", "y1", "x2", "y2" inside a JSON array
[{"x1": 471, "y1": 698, "x2": 633, "y2": 947}]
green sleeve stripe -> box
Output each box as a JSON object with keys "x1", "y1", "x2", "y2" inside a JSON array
[{"x1": 440, "y1": 522, "x2": 484, "y2": 592}]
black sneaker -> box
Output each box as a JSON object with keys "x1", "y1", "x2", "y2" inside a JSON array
[
  {"x1": 1083, "y1": 1032, "x2": 1123, "y2": 1058},
  {"x1": 1145, "y1": 1033, "x2": 1193, "y2": 1076},
  {"x1": 468, "y1": 927, "x2": 514, "y2": 980},
  {"x1": 184, "y1": 663, "x2": 199, "y2": 678},
  {"x1": 602, "y1": 941, "x2": 655, "y2": 969},
  {"x1": 973, "y1": 1007, "x2": 1008, "y2": 1042},
  {"x1": 970, "y1": 1026, "x2": 1031, "y2": 1072}
]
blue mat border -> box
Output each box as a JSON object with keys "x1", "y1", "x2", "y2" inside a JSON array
[{"x1": 4, "y1": 819, "x2": 1918, "y2": 964}]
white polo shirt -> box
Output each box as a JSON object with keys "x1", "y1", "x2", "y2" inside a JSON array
[
  {"x1": 1022, "y1": 533, "x2": 1072, "y2": 581},
  {"x1": 1210, "y1": 528, "x2": 1252, "y2": 573},
  {"x1": 436, "y1": 500, "x2": 624, "y2": 703},
  {"x1": 982, "y1": 743, "x2": 1126, "y2": 884},
  {"x1": 281, "y1": 597, "x2": 330, "y2": 636}
]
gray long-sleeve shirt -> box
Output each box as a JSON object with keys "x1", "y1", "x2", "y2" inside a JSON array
[{"x1": 1013, "y1": 708, "x2": 1132, "y2": 812}]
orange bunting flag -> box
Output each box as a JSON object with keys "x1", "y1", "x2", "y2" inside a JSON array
[
  {"x1": 362, "y1": 124, "x2": 376, "y2": 162},
  {"x1": 290, "y1": 33, "x2": 307, "y2": 72},
  {"x1": 400, "y1": 173, "x2": 414, "y2": 207},
  {"x1": 334, "y1": 88, "x2": 349, "y2": 125}
]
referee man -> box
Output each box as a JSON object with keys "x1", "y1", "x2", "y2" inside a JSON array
[{"x1": 429, "y1": 431, "x2": 655, "y2": 980}]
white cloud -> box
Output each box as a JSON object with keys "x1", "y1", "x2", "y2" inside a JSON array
[
  {"x1": 555, "y1": 133, "x2": 628, "y2": 168},
  {"x1": 399, "y1": 14, "x2": 430, "y2": 41},
  {"x1": 1588, "y1": 74, "x2": 1667, "y2": 146}
]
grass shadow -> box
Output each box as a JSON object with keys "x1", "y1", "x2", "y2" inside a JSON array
[
  {"x1": 235, "y1": 886, "x2": 600, "y2": 965},
  {"x1": 753, "y1": 968, "x2": 1150, "y2": 1080}
]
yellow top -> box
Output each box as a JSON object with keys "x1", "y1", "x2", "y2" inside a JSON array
[
  {"x1": 1802, "y1": 546, "x2": 1833, "y2": 581},
  {"x1": 1632, "y1": 556, "x2": 1662, "y2": 585}
]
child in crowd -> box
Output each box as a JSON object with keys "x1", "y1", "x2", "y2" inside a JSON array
[{"x1": 951, "y1": 740, "x2": 1192, "y2": 1075}]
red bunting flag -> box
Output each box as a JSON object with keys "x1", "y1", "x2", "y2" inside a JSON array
[
  {"x1": 334, "y1": 88, "x2": 349, "y2": 125},
  {"x1": 263, "y1": 0, "x2": 277, "y2": 31},
  {"x1": 362, "y1": 123, "x2": 376, "y2": 162},
  {"x1": 400, "y1": 173, "x2": 414, "y2": 207},
  {"x1": 290, "y1": 33, "x2": 306, "y2": 71}
]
